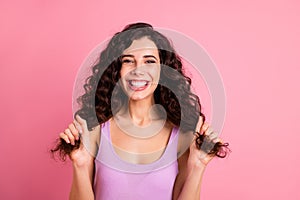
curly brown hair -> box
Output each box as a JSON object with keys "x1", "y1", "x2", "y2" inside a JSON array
[{"x1": 51, "y1": 22, "x2": 229, "y2": 161}]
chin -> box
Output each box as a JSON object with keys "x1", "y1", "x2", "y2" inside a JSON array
[{"x1": 128, "y1": 93, "x2": 151, "y2": 101}]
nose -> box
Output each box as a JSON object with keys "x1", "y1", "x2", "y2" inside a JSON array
[
  {"x1": 130, "y1": 59, "x2": 145, "y2": 76},
  {"x1": 131, "y1": 67, "x2": 144, "y2": 76}
]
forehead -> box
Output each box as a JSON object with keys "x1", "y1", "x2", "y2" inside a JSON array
[{"x1": 123, "y1": 37, "x2": 158, "y2": 55}]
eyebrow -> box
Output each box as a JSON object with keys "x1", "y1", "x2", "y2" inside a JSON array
[{"x1": 121, "y1": 54, "x2": 158, "y2": 61}]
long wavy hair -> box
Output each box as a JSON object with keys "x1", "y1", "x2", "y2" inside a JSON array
[{"x1": 51, "y1": 22, "x2": 229, "y2": 160}]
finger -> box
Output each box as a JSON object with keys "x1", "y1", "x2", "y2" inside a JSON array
[
  {"x1": 75, "y1": 115, "x2": 88, "y2": 133},
  {"x1": 59, "y1": 132, "x2": 70, "y2": 144},
  {"x1": 204, "y1": 127, "x2": 218, "y2": 139},
  {"x1": 75, "y1": 115, "x2": 91, "y2": 148},
  {"x1": 69, "y1": 123, "x2": 80, "y2": 140},
  {"x1": 73, "y1": 119, "x2": 83, "y2": 135},
  {"x1": 75, "y1": 114, "x2": 87, "y2": 126},
  {"x1": 64, "y1": 128, "x2": 76, "y2": 145},
  {"x1": 195, "y1": 116, "x2": 204, "y2": 133},
  {"x1": 212, "y1": 137, "x2": 222, "y2": 144},
  {"x1": 200, "y1": 123, "x2": 209, "y2": 134}
]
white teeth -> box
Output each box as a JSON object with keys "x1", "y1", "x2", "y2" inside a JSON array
[{"x1": 130, "y1": 80, "x2": 148, "y2": 87}]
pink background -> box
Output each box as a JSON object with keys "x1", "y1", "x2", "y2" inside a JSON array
[{"x1": 1, "y1": 0, "x2": 299, "y2": 199}]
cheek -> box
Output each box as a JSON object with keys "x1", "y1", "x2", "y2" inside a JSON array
[
  {"x1": 150, "y1": 66, "x2": 161, "y2": 81},
  {"x1": 120, "y1": 66, "x2": 130, "y2": 78}
]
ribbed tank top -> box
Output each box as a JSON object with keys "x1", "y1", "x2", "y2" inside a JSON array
[{"x1": 93, "y1": 120, "x2": 179, "y2": 200}]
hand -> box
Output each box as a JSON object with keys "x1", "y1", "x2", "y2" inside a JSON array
[
  {"x1": 59, "y1": 115, "x2": 94, "y2": 168},
  {"x1": 188, "y1": 116, "x2": 222, "y2": 168}
]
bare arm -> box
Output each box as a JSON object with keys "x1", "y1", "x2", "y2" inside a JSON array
[
  {"x1": 173, "y1": 118, "x2": 219, "y2": 200},
  {"x1": 173, "y1": 149, "x2": 207, "y2": 200},
  {"x1": 60, "y1": 115, "x2": 100, "y2": 200},
  {"x1": 69, "y1": 160, "x2": 95, "y2": 200},
  {"x1": 179, "y1": 164, "x2": 206, "y2": 200}
]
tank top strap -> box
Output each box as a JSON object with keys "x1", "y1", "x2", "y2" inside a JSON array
[{"x1": 100, "y1": 120, "x2": 110, "y2": 137}]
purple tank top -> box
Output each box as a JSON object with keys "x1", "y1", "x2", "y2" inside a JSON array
[{"x1": 93, "y1": 120, "x2": 179, "y2": 200}]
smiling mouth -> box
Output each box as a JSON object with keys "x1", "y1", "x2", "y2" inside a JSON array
[{"x1": 127, "y1": 80, "x2": 150, "y2": 91}]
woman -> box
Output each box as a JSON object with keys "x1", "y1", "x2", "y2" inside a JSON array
[{"x1": 52, "y1": 22, "x2": 229, "y2": 200}]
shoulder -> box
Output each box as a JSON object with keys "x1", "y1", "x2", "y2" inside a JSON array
[
  {"x1": 90, "y1": 124, "x2": 101, "y2": 140},
  {"x1": 177, "y1": 129, "x2": 194, "y2": 157},
  {"x1": 87, "y1": 124, "x2": 101, "y2": 158},
  {"x1": 88, "y1": 119, "x2": 110, "y2": 152}
]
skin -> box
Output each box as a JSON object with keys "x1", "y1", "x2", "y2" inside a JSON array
[{"x1": 59, "y1": 37, "x2": 221, "y2": 200}]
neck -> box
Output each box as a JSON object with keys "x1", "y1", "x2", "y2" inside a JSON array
[
  {"x1": 127, "y1": 96, "x2": 157, "y2": 126},
  {"x1": 113, "y1": 96, "x2": 167, "y2": 138}
]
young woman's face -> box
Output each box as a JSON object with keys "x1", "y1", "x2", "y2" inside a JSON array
[{"x1": 120, "y1": 37, "x2": 161, "y2": 101}]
